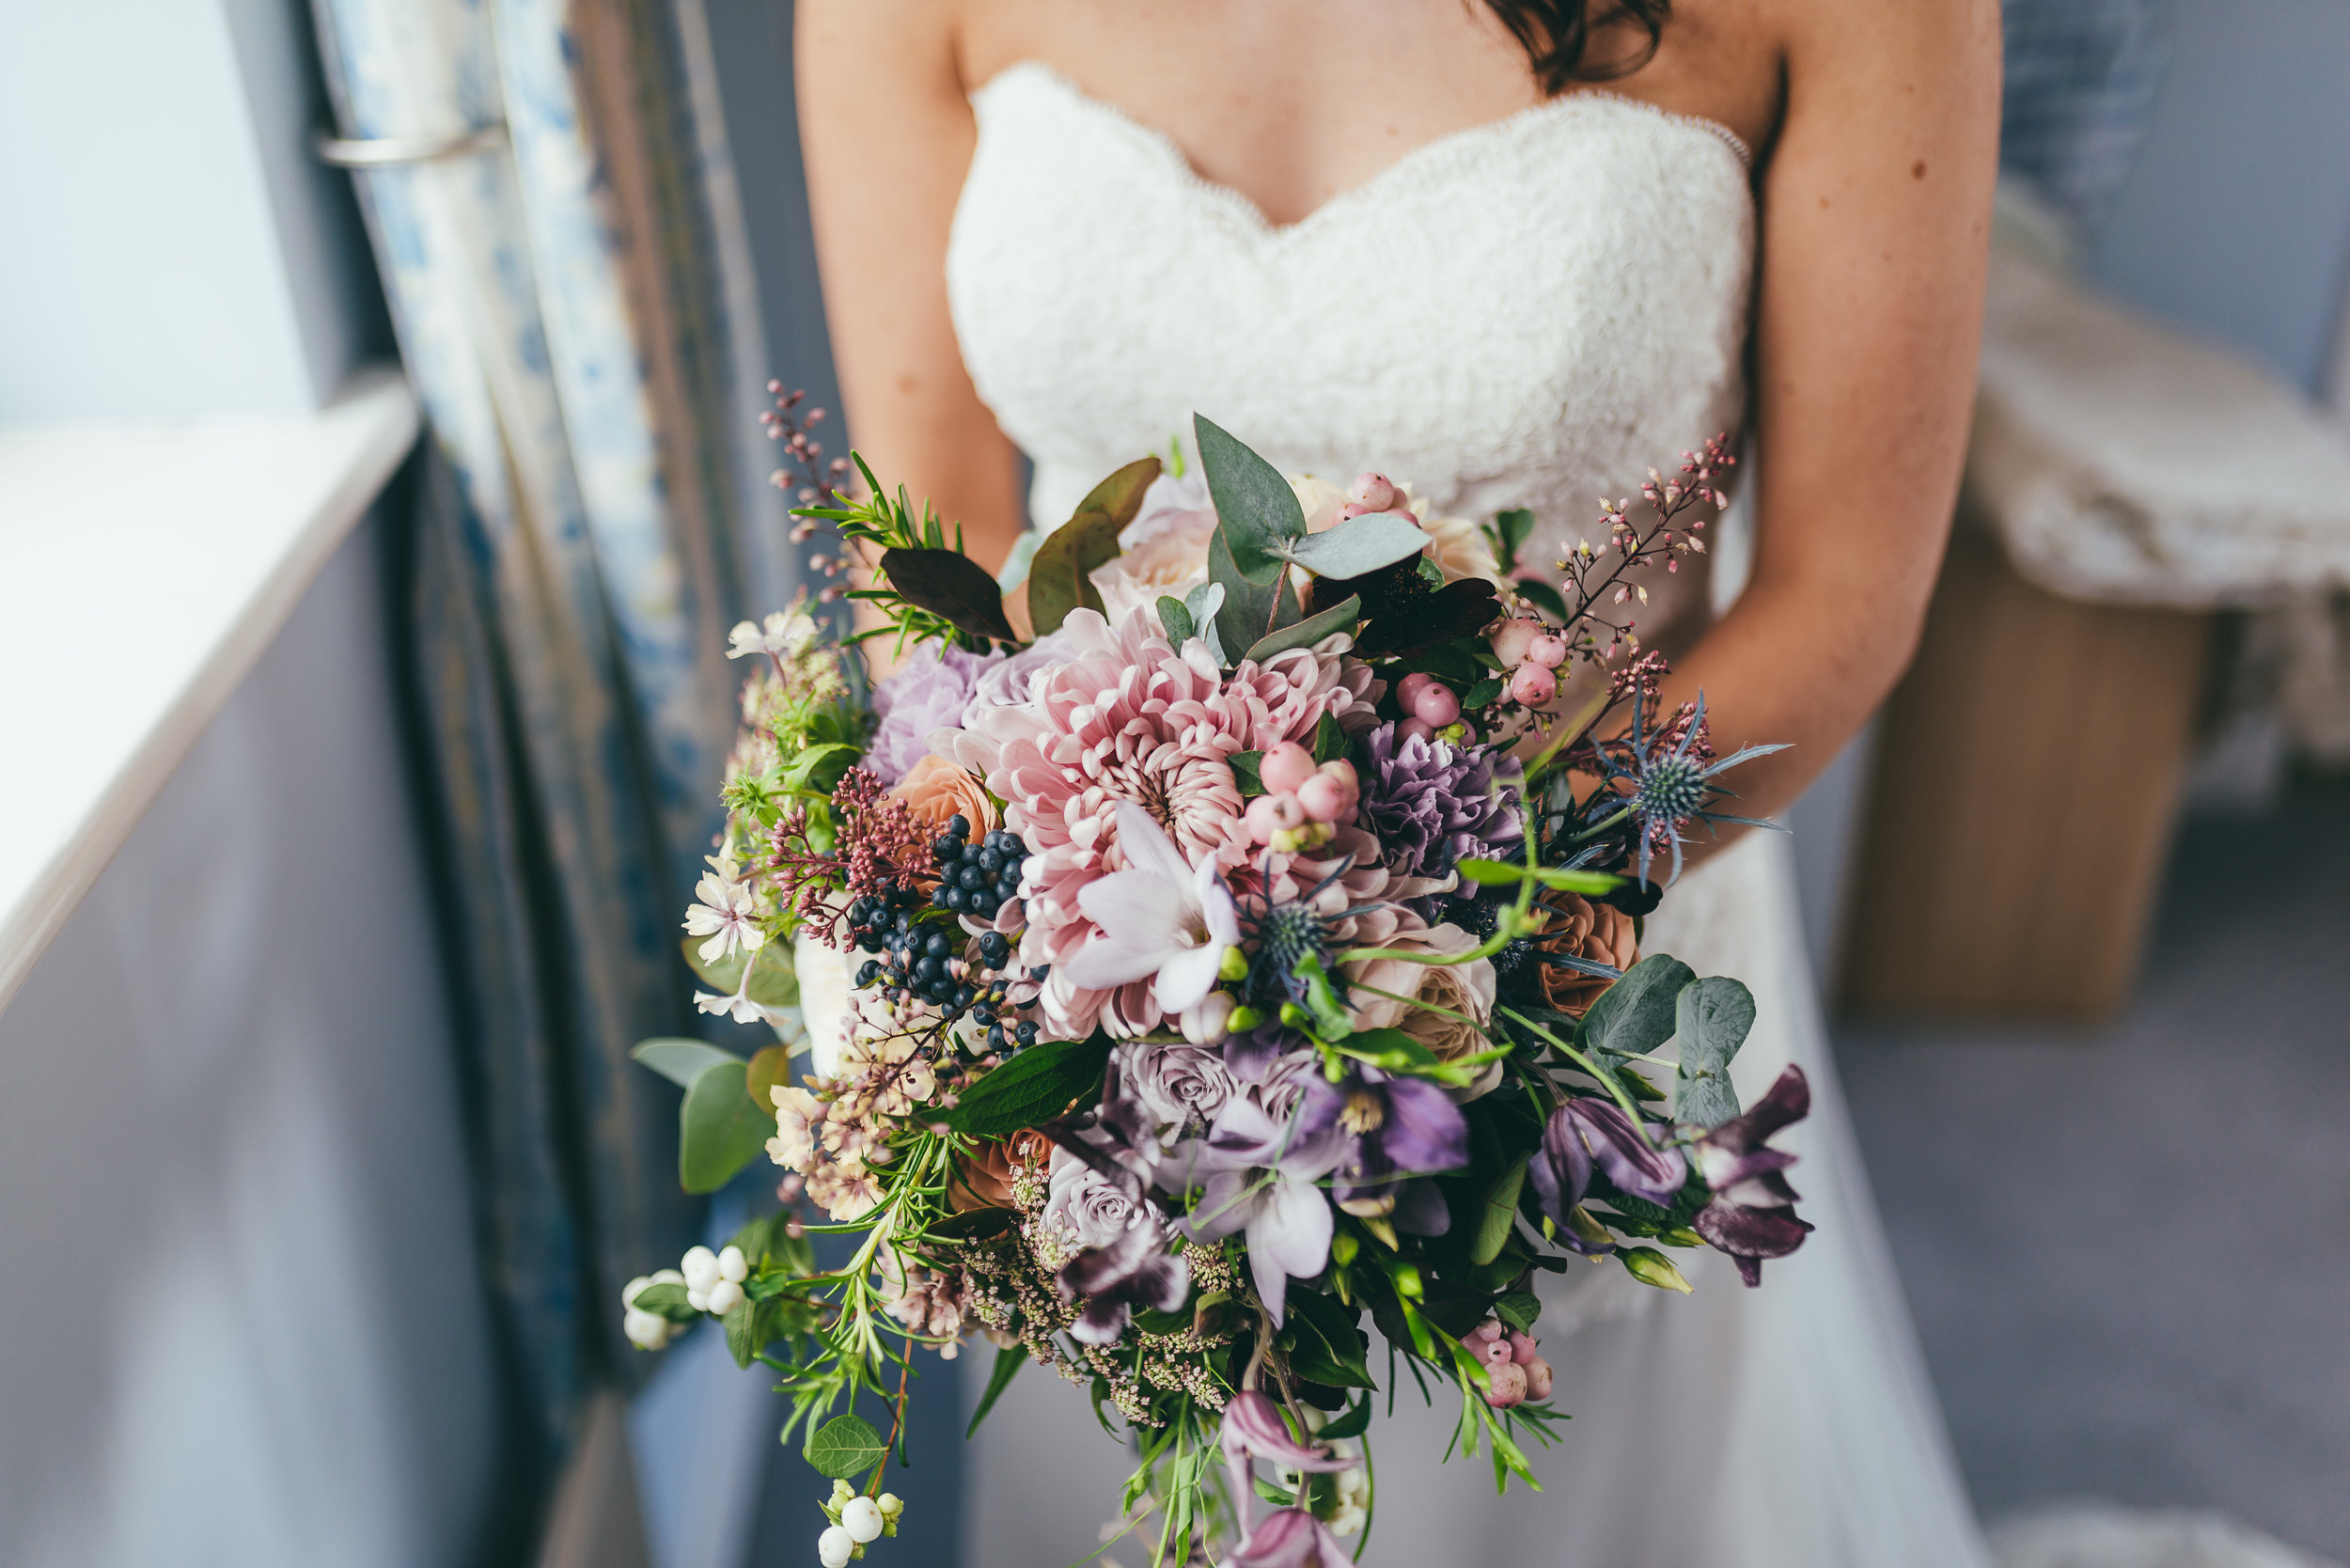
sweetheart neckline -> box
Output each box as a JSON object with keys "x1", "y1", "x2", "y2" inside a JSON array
[{"x1": 973, "y1": 59, "x2": 1752, "y2": 243}]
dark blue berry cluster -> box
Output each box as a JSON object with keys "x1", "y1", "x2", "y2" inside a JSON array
[{"x1": 932, "y1": 817, "x2": 1026, "y2": 919}]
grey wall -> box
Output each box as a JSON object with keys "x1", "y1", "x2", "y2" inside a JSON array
[
  {"x1": 2087, "y1": 0, "x2": 2350, "y2": 396},
  {"x1": 0, "y1": 507, "x2": 497, "y2": 1568}
]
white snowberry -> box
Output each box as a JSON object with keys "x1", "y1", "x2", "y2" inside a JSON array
[
  {"x1": 705, "y1": 1278, "x2": 745, "y2": 1315},
  {"x1": 817, "y1": 1524, "x2": 854, "y2": 1568},
  {"x1": 681, "y1": 1245, "x2": 721, "y2": 1293},
  {"x1": 619, "y1": 1270, "x2": 685, "y2": 1351},
  {"x1": 717, "y1": 1245, "x2": 749, "y2": 1283},
  {"x1": 841, "y1": 1495, "x2": 885, "y2": 1544}
]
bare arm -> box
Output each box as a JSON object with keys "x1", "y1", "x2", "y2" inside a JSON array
[
  {"x1": 797, "y1": 0, "x2": 1027, "y2": 573},
  {"x1": 1659, "y1": 0, "x2": 2000, "y2": 836}
]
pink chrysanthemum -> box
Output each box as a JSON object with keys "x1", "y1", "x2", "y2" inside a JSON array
[{"x1": 943, "y1": 605, "x2": 1384, "y2": 1039}]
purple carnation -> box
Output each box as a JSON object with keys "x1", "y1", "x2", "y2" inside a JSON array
[
  {"x1": 867, "y1": 642, "x2": 1004, "y2": 787},
  {"x1": 1360, "y1": 722, "x2": 1525, "y2": 915}
]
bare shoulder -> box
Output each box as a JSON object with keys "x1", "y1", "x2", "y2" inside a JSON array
[{"x1": 1763, "y1": 0, "x2": 2002, "y2": 140}]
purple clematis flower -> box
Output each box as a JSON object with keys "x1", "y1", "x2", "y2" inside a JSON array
[
  {"x1": 1163, "y1": 1090, "x2": 1346, "y2": 1326},
  {"x1": 1056, "y1": 1199, "x2": 1191, "y2": 1344},
  {"x1": 1308, "y1": 1067, "x2": 1469, "y2": 1233},
  {"x1": 1528, "y1": 1097, "x2": 1690, "y2": 1250},
  {"x1": 1227, "y1": 1507, "x2": 1354, "y2": 1568},
  {"x1": 1219, "y1": 1390, "x2": 1356, "y2": 1475},
  {"x1": 1691, "y1": 1065, "x2": 1814, "y2": 1285}
]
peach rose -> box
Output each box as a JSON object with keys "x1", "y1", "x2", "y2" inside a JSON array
[
  {"x1": 947, "y1": 1130, "x2": 1050, "y2": 1213},
  {"x1": 892, "y1": 753, "x2": 1000, "y2": 836},
  {"x1": 1535, "y1": 891, "x2": 1639, "y2": 1017},
  {"x1": 1343, "y1": 921, "x2": 1504, "y2": 1101}
]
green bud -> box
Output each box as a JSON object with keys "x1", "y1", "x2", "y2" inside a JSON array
[
  {"x1": 1329, "y1": 1231, "x2": 1359, "y2": 1266},
  {"x1": 1618, "y1": 1246, "x2": 1694, "y2": 1294},
  {"x1": 1389, "y1": 1261, "x2": 1424, "y2": 1300},
  {"x1": 1279, "y1": 1002, "x2": 1311, "y2": 1030},
  {"x1": 1226, "y1": 1005, "x2": 1263, "y2": 1032},
  {"x1": 1218, "y1": 948, "x2": 1249, "y2": 982}
]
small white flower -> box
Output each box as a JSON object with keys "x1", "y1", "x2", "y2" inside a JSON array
[
  {"x1": 682, "y1": 857, "x2": 766, "y2": 965},
  {"x1": 728, "y1": 609, "x2": 820, "y2": 661}
]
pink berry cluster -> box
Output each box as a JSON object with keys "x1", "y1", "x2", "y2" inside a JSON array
[
  {"x1": 1465, "y1": 1317, "x2": 1554, "y2": 1408},
  {"x1": 1244, "y1": 743, "x2": 1360, "y2": 854},
  {"x1": 1392, "y1": 671, "x2": 1467, "y2": 746},
  {"x1": 1486, "y1": 619, "x2": 1571, "y2": 707},
  {"x1": 1340, "y1": 469, "x2": 1416, "y2": 525}
]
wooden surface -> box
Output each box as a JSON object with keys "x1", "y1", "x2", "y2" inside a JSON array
[{"x1": 1841, "y1": 519, "x2": 2211, "y2": 1019}]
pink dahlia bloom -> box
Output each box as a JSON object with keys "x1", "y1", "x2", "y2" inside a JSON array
[{"x1": 942, "y1": 604, "x2": 1384, "y2": 1040}]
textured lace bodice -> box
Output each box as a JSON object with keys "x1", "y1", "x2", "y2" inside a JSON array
[{"x1": 947, "y1": 61, "x2": 1756, "y2": 634}]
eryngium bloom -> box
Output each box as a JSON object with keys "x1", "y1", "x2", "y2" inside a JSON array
[
  {"x1": 1691, "y1": 1065, "x2": 1814, "y2": 1285},
  {"x1": 1359, "y1": 723, "x2": 1523, "y2": 911}
]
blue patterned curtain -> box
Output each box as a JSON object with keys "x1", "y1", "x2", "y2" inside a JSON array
[
  {"x1": 307, "y1": 0, "x2": 784, "y2": 1537},
  {"x1": 2001, "y1": 0, "x2": 2174, "y2": 224}
]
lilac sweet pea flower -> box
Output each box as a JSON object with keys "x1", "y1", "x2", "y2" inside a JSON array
[
  {"x1": 1228, "y1": 1508, "x2": 1354, "y2": 1568},
  {"x1": 1164, "y1": 1089, "x2": 1346, "y2": 1326},
  {"x1": 1691, "y1": 1065, "x2": 1815, "y2": 1285},
  {"x1": 1528, "y1": 1097, "x2": 1689, "y2": 1251},
  {"x1": 1063, "y1": 802, "x2": 1241, "y2": 1015}
]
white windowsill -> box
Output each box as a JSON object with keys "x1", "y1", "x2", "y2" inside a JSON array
[{"x1": 0, "y1": 366, "x2": 419, "y2": 1012}]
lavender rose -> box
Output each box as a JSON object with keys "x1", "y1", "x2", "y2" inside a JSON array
[
  {"x1": 868, "y1": 641, "x2": 1004, "y2": 787},
  {"x1": 1114, "y1": 1041, "x2": 1236, "y2": 1137},
  {"x1": 1043, "y1": 1146, "x2": 1142, "y2": 1251}
]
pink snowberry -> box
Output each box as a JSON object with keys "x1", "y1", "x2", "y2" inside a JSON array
[
  {"x1": 1395, "y1": 672, "x2": 1437, "y2": 712},
  {"x1": 1260, "y1": 742, "x2": 1317, "y2": 795},
  {"x1": 1397, "y1": 717, "x2": 1435, "y2": 745},
  {"x1": 1411, "y1": 682, "x2": 1461, "y2": 728},
  {"x1": 1508, "y1": 663, "x2": 1558, "y2": 705},
  {"x1": 1465, "y1": 1318, "x2": 1503, "y2": 1347},
  {"x1": 1489, "y1": 619, "x2": 1544, "y2": 666},
  {"x1": 1348, "y1": 472, "x2": 1398, "y2": 512},
  {"x1": 1507, "y1": 1331, "x2": 1540, "y2": 1366},
  {"x1": 1482, "y1": 1360, "x2": 1528, "y2": 1409},
  {"x1": 1524, "y1": 1356, "x2": 1554, "y2": 1401},
  {"x1": 1297, "y1": 772, "x2": 1352, "y2": 824},
  {"x1": 1481, "y1": 1336, "x2": 1515, "y2": 1366},
  {"x1": 1245, "y1": 793, "x2": 1306, "y2": 844},
  {"x1": 1526, "y1": 635, "x2": 1568, "y2": 669}
]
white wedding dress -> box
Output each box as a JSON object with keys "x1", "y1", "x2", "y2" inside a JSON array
[{"x1": 942, "y1": 61, "x2": 1989, "y2": 1568}]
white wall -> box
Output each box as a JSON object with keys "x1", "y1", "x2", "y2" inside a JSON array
[{"x1": 0, "y1": 510, "x2": 499, "y2": 1568}]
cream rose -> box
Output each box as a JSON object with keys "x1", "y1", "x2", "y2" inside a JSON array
[{"x1": 1343, "y1": 920, "x2": 1504, "y2": 1101}]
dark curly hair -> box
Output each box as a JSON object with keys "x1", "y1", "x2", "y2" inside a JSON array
[{"x1": 1483, "y1": 0, "x2": 1670, "y2": 93}]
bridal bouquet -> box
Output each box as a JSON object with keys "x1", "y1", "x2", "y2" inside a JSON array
[{"x1": 621, "y1": 396, "x2": 1814, "y2": 1568}]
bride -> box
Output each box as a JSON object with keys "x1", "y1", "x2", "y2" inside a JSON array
[{"x1": 799, "y1": 1, "x2": 1999, "y2": 1563}]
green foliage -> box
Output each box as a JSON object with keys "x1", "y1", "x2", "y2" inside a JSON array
[
  {"x1": 680, "y1": 1058, "x2": 776, "y2": 1194},
  {"x1": 1156, "y1": 594, "x2": 1194, "y2": 645},
  {"x1": 1514, "y1": 576, "x2": 1570, "y2": 620},
  {"x1": 1228, "y1": 750, "x2": 1265, "y2": 796},
  {"x1": 1469, "y1": 1157, "x2": 1529, "y2": 1266},
  {"x1": 1283, "y1": 513, "x2": 1430, "y2": 578},
  {"x1": 804, "y1": 1414, "x2": 888, "y2": 1479},
  {"x1": 1286, "y1": 1291, "x2": 1374, "y2": 1388},
  {"x1": 633, "y1": 1036, "x2": 740, "y2": 1090},
  {"x1": 966, "y1": 1345, "x2": 1027, "y2": 1439},
  {"x1": 1026, "y1": 511, "x2": 1122, "y2": 636},
  {"x1": 1310, "y1": 711, "x2": 1351, "y2": 763},
  {"x1": 630, "y1": 1280, "x2": 697, "y2": 1322},
  {"x1": 1671, "y1": 975, "x2": 1754, "y2": 1127},
  {"x1": 1484, "y1": 507, "x2": 1537, "y2": 575},
  {"x1": 1493, "y1": 1290, "x2": 1542, "y2": 1335},
  {"x1": 1574, "y1": 953, "x2": 1697, "y2": 1060},
  {"x1": 1195, "y1": 414, "x2": 1304, "y2": 583},
  {"x1": 1240, "y1": 594, "x2": 1358, "y2": 664},
  {"x1": 1455, "y1": 858, "x2": 1622, "y2": 897},
  {"x1": 875, "y1": 547, "x2": 1017, "y2": 643},
  {"x1": 1463, "y1": 675, "x2": 1506, "y2": 708},
  {"x1": 943, "y1": 1033, "x2": 1115, "y2": 1137}
]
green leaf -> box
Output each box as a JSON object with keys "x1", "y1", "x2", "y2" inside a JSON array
[
  {"x1": 1491, "y1": 508, "x2": 1536, "y2": 574},
  {"x1": 1183, "y1": 581, "x2": 1228, "y2": 664},
  {"x1": 1492, "y1": 1290, "x2": 1542, "y2": 1335},
  {"x1": 1453, "y1": 858, "x2": 1622, "y2": 897},
  {"x1": 1671, "y1": 975, "x2": 1754, "y2": 1128},
  {"x1": 1195, "y1": 414, "x2": 1305, "y2": 583},
  {"x1": 1026, "y1": 509, "x2": 1123, "y2": 635},
  {"x1": 723, "y1": 1295, "x2": 759, "y2": 1367},
  {"x1": 1514, "y1": 577, "x2": 1569, "y2": 620},
  {"x1": 945, "y1": 1034, "x2": 1115, "y2": 1137},
  {"x1": 779, "y1": 742, "x2": 859, "y2": 796},
  {"x1": 629, "y1": 1280, "x2": 698, "y2": 1322},
  {"x1": 1574, "y1": 953, "x2": 1696, "y2": 1060},
  {"x1": 1241, "y1": 594, "x2": 1359, "y2": 664},
  {"x1": 1310, "y1": 712, "x2": 1350, "y2": 764},
  {"x1": 744, "y1": 943, "x2": 801, "y2": 1011},
  {"x1": 1292, "y1": 955, "x2": 1352, "y2": 1039},
  {"x1": 1463, "y1": 677, "x2": 1505, "y2": 709},
  {"x1": 633, "y1": 1037, "x2": 742, "y2": 1090},
  {"x1": 879, "y1": 546, "x2": 1017, "y2": 641},
  {"x1": 1229, "y1": 750, "x2": 1265, "y2": 797},
  {"x1": 1157, "y1": 595, "x2": 1195, "y2": 645},
  {"x1": 1470, "y1": 1156, "x2": 1529, "y2": 1266},
  {"x1": 1618, "y1": 1246, "x2": 1694, "y2": 1294},
  {"x1": 928, "y1": 1206, "x2": 1015, "y2": 1242},
  {"x1": 1209, "y1": 525, "x2": 1282, "y2": 662},
  {"x1": 1288, "y1": 1292, "x2": 1374, "y2": 1388},
  {"x1": 681, "y1": 1059, "x2": 776, "y2": 1194},
  {"x1": 804, "y1": 1413, "x2": 888, "y2": 1479},
  {"x1": 1281, "y1": 513, "x2": 1429, "y2": 579},
  {"x1": 966, "y1": 1343, "x2": 1026, "y2": 1438},
  {"x1": 744, "y1": 1044, "x2": 792, "y2": 1118},
  {"x1": 682, "y1": 937, "x2": 746, "y2": 994},
  {"x1": 1318, "y1": 1394, "x2": 1373, "y2": 1441}
]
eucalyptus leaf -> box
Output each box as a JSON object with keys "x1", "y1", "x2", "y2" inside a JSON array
[
  {"x1": 1470, "y1": 1156, "x2": 1529, "y2": 1266},
  {"x1": 1209, "y1": 525, "x2": 1282, "y2": 662},
  {"x1": 1156, "y1": 595, "x2": 1195, "y2": 645},
  {"x1": 1071, "y1": 453, "x2": 1162, "y2": 527},
  {"x1": 744, "y1": 942, "x2": 802, "y2": 1011},
  {"x1": 1183, "y1": 580, "x2": 1229, "y2": 664},
  {"x1": 945, "y1": 1034, "x2": 1115, "y2": 1137},
  {"x1": 633, "y1": 1036, "x2": 742, "y2": 1090},
  {"x1": 1671, "y1": 975, "x2": 1754, "y2": 1128},
  {"x1": 879, "y1": 546, "x2": 1017, "y2": 641},
  {"x1": 1573, "y1": 953, "x2": 1696, "y2": 1060},
  {"x1": 1195, "y1": 414, "x2": 1303, "y2": 583},
  {"x1": 1281, "y1": 513, "x2": 1430, "y2": 579},
  {"x1": 804, "y1": 1413, "x2": 888, "y2": 1479},
  {"x1": 1243, "y1": 596, "x2": 1360, "y2": 665},
  {"x1": 681, "y1": 1059, "x2": 775, "y2": 1194},
  {"x1": 744, "y1": 1044, "x2": 792, "y2": 1120},
  {"x1": 1026, "y1": 509, "x2": 1123, "y2": 635}
]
